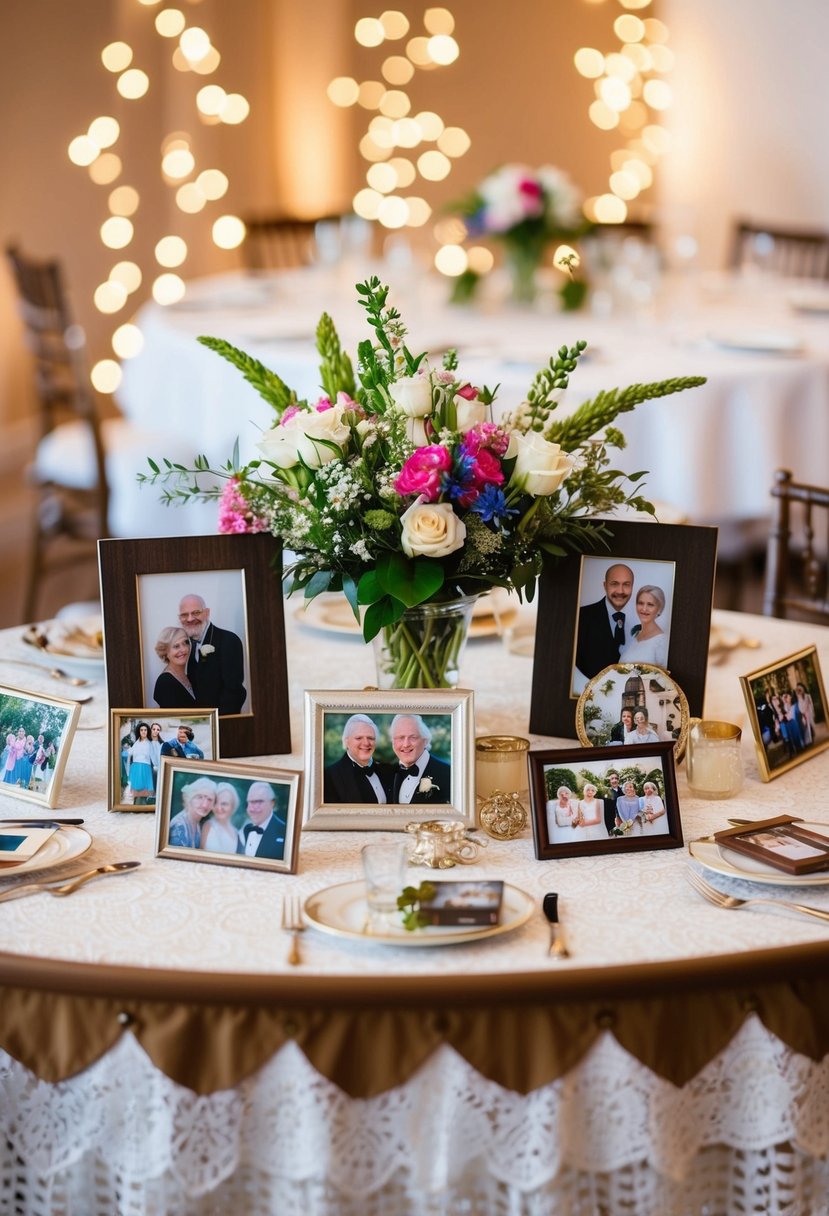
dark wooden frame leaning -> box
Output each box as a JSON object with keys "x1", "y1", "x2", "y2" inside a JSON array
[
  {"x1": 712, "y1": 815, "x2": 829, "y2": 876},
  {"x1": 528, "y1": 739, "x2": 683, "y2": 861},
  {"x1": 529, "y1": 520, "x2": 718, "y2": 738},
  {"x1": 98, "y1": 534, "x2": 290, "y2": 759},
  {"x1": 740, "y1": 645, "x2": 829, "y2": 781}
]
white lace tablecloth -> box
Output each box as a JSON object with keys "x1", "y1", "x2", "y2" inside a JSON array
[{"x1": 0, "y1": 608, "x2": 828, "y2": 1215}]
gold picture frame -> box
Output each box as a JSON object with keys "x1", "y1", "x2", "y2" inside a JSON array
[{"x1": 740, "y1": 645, "x2": 829, "y2": 781}]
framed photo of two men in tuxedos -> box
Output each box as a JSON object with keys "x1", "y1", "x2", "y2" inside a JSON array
[
  {"x1": 98, "y1": 534, "x2": 291, "y2": 759},
  {"x1": 302, "y1": 689, "x2": 475, "y2": 830},
  {"x1": 529, "y1": 520, "x2": 718, "y2": 739}
]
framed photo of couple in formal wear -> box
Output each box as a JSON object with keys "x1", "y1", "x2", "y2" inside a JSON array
[
  {"x1": 740, "y1": 645, "x2": 829, "y2": 781},
  {"x1": 98, "y1": 534, "x2": 290, "y2": 758},
  {"x1": 0, "y1": 684, "x2": 81, "y2": 809},
  {"x1": 155, "y1": 757, "x2": 302, "y2": 872},
  {"x1": 529, "y1": 520, "x2": 718, "y2": 738},
  {"x1": 107, "y1": 708, "x2": 219, "y2": 813},
  {"x1": 528, "y1": 740, "x2": 683, "y2": 860},
  {"x1": 302, "y1": 689, "x2": 475, "y2": 830}
]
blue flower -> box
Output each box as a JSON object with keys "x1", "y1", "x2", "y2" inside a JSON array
[{"x1": 468, "y1": 485, "x2": 517, "y2": 525}]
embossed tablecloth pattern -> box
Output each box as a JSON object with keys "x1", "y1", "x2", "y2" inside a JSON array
[{"x1": 0, "y1": 609, "x2": 828, "y2": 1214}]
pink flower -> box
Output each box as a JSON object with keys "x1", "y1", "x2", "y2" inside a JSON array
[
  {"x1": 314, "y1": 396, "x2": 333, "y2": 412},
  {"x1": 217, "y1": 479, "x2": 268, "y2": 534},
  {"x1": 394, "y1": 445, "x2": 452, "y2": 501},
  {"x1": 463, "y1": 422, "x2": 510, "y2": 457},
  {"x1": 281, "y1": 405, "x2": 301, "y2": 424},
  {"x1": 469, "y1": 448, "x2": 504, "y2": 489},
  {"x1": 518, "y1": 177, "x2": 544, "y2": 216},
  {"x1": 456, "y1": 383, "x2": 479, "y2": 401}
]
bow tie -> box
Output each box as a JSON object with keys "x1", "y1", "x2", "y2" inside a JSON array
[
  {"x1": 398, "y1": 763, "x2": 418, "y2": 775},
  {"x1": 351, "y1": 760, "x2": 374, "y2": 772},
  {"x1": 248, "y1": 825, "x2": 264, "y2": 835}
]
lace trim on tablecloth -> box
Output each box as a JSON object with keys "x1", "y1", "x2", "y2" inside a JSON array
[{"x1": 1, "y1": 1017, "x2": 827, "y2": 1215}]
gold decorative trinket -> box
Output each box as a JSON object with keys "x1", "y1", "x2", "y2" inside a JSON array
[{"x1": 479, "y1": 790, "x2": 527, "y2": 840}]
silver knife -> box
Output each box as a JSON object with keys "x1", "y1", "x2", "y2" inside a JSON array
[
  {"x1": 0, "y1": 818, "x2": 85, "y2": 827},
  {"x1": 542, "y1": 891, "x2": 570, "y2": 959},
  {"x1": 0, "y1": 861, "x2": 140, "y2": 903}
]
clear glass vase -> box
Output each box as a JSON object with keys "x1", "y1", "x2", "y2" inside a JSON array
[{"x1": 372, "y1": 595, "x2": 479, "y2": 689}]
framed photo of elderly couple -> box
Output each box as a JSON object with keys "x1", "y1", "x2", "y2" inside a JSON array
[
  {"x1": 303, "y1": 689, "x2": 475, "y2": 830},
  {"x1": 155, "y1": 757, "x2": 302, "y2": 873},
  {"x1": 528, "y1": 740, "x2": 683, "y2": 860},
  {"x1": 98, "y1": 534, "x2": 290, "y2": 758},
  {"x1": 529, "y1": 520, "x2": 718, "y2": 738}
]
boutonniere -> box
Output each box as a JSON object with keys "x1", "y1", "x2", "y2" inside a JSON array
[
  {"x1": 418, "y1": 776, "x2": 439, "y2": 795},
  {"x1": 199, "y1": 644, "x2": 215, "y2": 656}
]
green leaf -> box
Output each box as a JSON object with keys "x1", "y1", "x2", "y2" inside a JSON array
[
  {"x1": 341, "y1": 573, "x2": 360, "y2": 622},
  {"x1": 304, "y1": 570, "x2": 332, "y2": 599},
  {"x1": 356, "y1": 569, "x2": 383, "y2": 605},
  {"x1": 197, "y1": 336, "x2": 299, "y2": 417},
  {"x1": 375, "y1": 552, "x2": 444, "y2": 608},
  {"x1": 363, "y1": 595, "x2": 406, "y2": 642}
]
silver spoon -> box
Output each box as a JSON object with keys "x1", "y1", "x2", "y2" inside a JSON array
[{"x1": 0, "y1": 657, "x2": 91, "y2": 687}]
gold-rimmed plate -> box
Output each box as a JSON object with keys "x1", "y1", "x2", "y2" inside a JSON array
[
  {"x1": 689, "y1": 823, "x2": 829, "y2": 887},
  {"x1": 303, "y1": 879, "x2": 534, "y2": 946},
  {"x1": 294, "y1": 593, "x2": 517, "y2": 640},
  {"x1": 0, "y1": 825, "x2": 92, "y2": 878}
]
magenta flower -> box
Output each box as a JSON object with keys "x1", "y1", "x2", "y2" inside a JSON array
[
  {"x1": 314, "y1": 396, "x2": 333, "y2": 412},
  {"x1": 217, "y1": 478, "x2": 269, "y2": 534},
  {"x1": 281, "y1": 405, "x2": 301, "y2": 425},
  {"x1": 469, "y1": 448, "x2": 504, "y2": 488},
  {"x1": 462, "y1": 422, "x2": 510, "y2": 458},
  {"x1": 456, "y1": 383, "x2": 479, "y2": 401},
  {"x1": 394, "y1": 445, "x2": 452, "y2": 501}
]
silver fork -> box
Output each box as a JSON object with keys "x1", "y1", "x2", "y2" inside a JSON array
[
  {"x1": 686, "y1": 867, "x2": 829, "y2": 923},
  {"x1": 281, "y1": 894, "x2": 305, "y2": 965}
]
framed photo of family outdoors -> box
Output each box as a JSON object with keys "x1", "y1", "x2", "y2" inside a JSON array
[
  {"x1": 529, "y1": 520, "x2": 718, "y2": 738},
  {"x1": 98, "y1": 534, "x2": 290, "y2": 758},
  {"x1": 528, "y1": 740, "x2": 683, "y2": 860},
  {"x1": 0, "y1": 684, "x2": 81, "y2": 809},
  {"x1": 108, "y1": 708, "x2": 220, "y2": 813},
  {"x1": 740, "y1": 645, "x2": 829, "y2": 781},
  {"x1": 302, "y1": 689, "x2": 475, "y2": 830},
  {"x1": 155, "y1": 757, "x2": 302, "y2": 872}
]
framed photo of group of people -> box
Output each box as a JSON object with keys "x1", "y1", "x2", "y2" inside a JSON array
[
  {"x1": 741, "y1": 645, "x2": 829, "y2": 781},
  {"x1": 108, "y1": 708, "x2": 219, "y2": 812},
  {"x1": 528, "y1": 740, "x2": 684, "y2": 860},
  {"x1": 0, "y1": 685, "x2": 81, "y2": 809}
]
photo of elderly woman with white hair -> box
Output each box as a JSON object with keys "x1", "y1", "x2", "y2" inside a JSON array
[{"x1": 168, "y1": 776, "x2": 217, "y2": 848}]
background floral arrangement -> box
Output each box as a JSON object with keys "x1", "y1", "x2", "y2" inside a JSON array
[
  {"x1": 454, "y1": 163, "x2": 592, "y2": 306},
  {"x1": 142, "y1": 278, "x2": 704, "y2": 683}
]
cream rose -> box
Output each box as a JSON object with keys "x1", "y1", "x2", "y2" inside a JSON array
[
  {"x1": 400, "y1": 499, "x2": 466, "y2": 558},
  {"x1": 258, "y1": 404, "x2": 350, "y2": 470},
  {"x1": 454, "y1": 394, "x2": 488, "y2": 432},
  {"x1": 405, "y1": 416, "x2": 430, "y2": 447},
  {"x1": 389, "y1": 375, "x2": 433, "y2": 417},
  {"x1": 509, "y1": 430, "x2": 574, "y2": 496}
]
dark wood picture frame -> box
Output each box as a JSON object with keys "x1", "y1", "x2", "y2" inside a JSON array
[
  {"x1": 98, "y1": 534, "x2": 290, "y2": 759},
  {"x1": 529, "y1": 520, "x2": 718, "y2": 738},
  {"x1": 712, "y1": 815, "x2": 829, "y2": 876},
  {"x1": 740, "y1": 645, "x2": 829, "y2": 781},
  {"x1": 528, "y1": 739, "x2": 683, "y2": 860}
]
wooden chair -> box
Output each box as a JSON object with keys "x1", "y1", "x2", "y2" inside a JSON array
[
  {"x1": 5, "y1": 245, "x2": 118, "y2": 621},
  {"x1": 241, "y1": 214, "x2": 341, "y2": 271},
  {"x1": 763, "y1": 469, "x2": 829, "y2": 622},
  {"x1": 729, "y1": 220, "x2": 829, "y2": 279}
]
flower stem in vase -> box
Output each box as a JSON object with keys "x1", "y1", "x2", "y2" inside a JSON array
[{"x1": 373, "y1": 596, "x2": 478, "y2": 689}]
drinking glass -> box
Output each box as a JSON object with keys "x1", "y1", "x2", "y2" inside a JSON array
[{"x1": 685, "y1": 720, "x2": 744, "y2": 799}]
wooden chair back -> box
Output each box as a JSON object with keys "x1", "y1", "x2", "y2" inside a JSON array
[
  {"x1": 730, "y1": 220, "x2": 829, "y2": 279},
  {"x1": 763, "y1": 469, "x2": 829, "y2": 623},
  {"x1": 241, "y1": 214, "x2": 338, "y2": 271}
]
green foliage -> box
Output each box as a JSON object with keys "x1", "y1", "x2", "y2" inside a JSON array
[
  {"x1": 316, "y1": 312, "x2": 356, "y2": 400},
  {"x1": 544, "y1": 767, "x2": 580, "y2": 799},
  {"x1": 397, "y1": 881, "x2": 438, "y2": 931},
  {"x1": 197, "y1": 336, "x2": 299, "y2": 417},
  {"x1": 547, "y1": 377, "x2": 707, "y2": 452}
]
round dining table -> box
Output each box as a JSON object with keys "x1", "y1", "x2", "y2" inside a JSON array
[
  {"x1": 116, "y1": 262, "x2": 829, "y2": 534},
  {"x1": 0, "y1": 602, "x2": 827, "y2": 1216}
]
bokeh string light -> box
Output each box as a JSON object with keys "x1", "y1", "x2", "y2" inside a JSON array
[
  {"x1": 328, "y1": 7, "x2": 468, "y2": 238},
  {"x1": 68, "y1": 1, "x2": 249, "y2": 393},
  {"x1": 576, "y1": 0, "x2": 673, "y2": 225}
]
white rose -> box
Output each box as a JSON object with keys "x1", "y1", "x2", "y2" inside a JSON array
[
  {"x1": 454, "y1": 394, "x2": 488, "y2": 432},
  {"x1": 405, "y1": 416, "x2": 430, "y2": 447},
  {"x1": 258, "y1": 405, "x2": 350, "y2": 470},
  {"x1": 509, "y1": 430, "x2": 574, "y2": 496},
  {"x1": 400, "y1": 499, "x2": 466, "y2": 558},
  {"x1": 389, "y1": 375, "x2": 433, "y2": 417}
]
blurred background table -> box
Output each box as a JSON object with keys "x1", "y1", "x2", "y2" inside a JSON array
[{"x1": 0, "y1": 606, "x2": 827, "y2": 1215}]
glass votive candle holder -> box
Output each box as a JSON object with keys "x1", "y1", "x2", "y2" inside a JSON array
[
  {"x1": 685, "y1": 719, "x2": 744, "y2": 799},
  {"x1": 475, "y1": 735, "x2": 530, "y2": 802}
]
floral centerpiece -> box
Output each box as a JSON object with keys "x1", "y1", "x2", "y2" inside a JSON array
[
  {"x1": 454, "y1": 163, "x2": 591, "y2": 307},
  {"x1": 141, "y1": 277, "x2": 705, "y2": 688}
]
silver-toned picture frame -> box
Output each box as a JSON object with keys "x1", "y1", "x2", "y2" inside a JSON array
[
  {"x1": 108, "y1": 708, "x2": 220, "y2": 813},
  {"x1": 0, "y1": 684, "x2": 82, "y2": 810},
  {"x1": 303, "y1": 689, "x2": 476, "y2": 830},
  {"x1": 155, "y1": 757, "x2": 302, "y2": 873}
]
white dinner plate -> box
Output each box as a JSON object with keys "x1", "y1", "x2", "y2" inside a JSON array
[
  {"x1": 706, "y1": 329, "x2": 803, "y2": 354},
  {"x1": 21, "y1": 618, "x2": 104, "y2": 680},
  {"x1": 294, "y1": 594, "x2": 517, "y2": 640},
  {"x1": 303, "y1": 879, "x2": 535, "y2": 946},
  {"x1": 0, "y1": 825, "x2": 92, "y2": 878},
  {"x1": 788, "y1": 289, "x2": 829, "y2": 315},
  {"x1": 689, "y1": 821, "x2": 829, "y2": 886}
]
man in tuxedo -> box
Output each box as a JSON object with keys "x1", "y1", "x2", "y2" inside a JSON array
[
  {"x1": 324, "y1": 714, "x2": 389, "y2": 804},
  {"x1": 603, "y1": 771, "x2": 623, "y2": 834},
  {"x1": 574, "y1": 563, "x2": 636, "y2": 686},
  {"x1": 389, "y1": 714, "x2": 451, "y2": 804},
  {"x1": 237, "y1": 782, "x2": 287, "y2": 860},
  {"x1": 179, "y1": 593, "x2": 246, "y2": 716}
]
